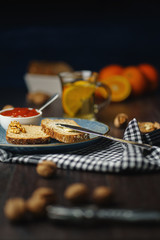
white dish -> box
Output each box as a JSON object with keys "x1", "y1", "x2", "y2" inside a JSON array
[
  {"x1": 0, "y1": 108, "x2": 42, "y2": 130},
  {"x1": 24, "y1": 73, "x2": 62, "y2": 95}
]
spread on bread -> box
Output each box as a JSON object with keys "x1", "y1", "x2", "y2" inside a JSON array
[{"x1": 41, "y1": 119, "x2": 89, "y2": 144}]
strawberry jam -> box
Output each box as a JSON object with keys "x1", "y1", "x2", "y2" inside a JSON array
[{"x1": 0, "y1": 108, "x2": 39, "y2": 118}]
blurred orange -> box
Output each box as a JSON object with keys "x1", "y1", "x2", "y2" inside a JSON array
[
  {"x1": 138, "y1": 63, "x2": 159, "y2": 91},
  {"x1": 98, "y1": 64, "x2": 123, "y2": 82},
  {"x1": 122, "y1": 66, "x2": 147, "y2": 96},
  {"x1": 101, "y1": 75, "x2": 131, "y2": 102}
]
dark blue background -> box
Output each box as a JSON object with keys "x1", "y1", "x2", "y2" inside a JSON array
[{"x1": 1, "y1": 1, "x2": 160, "y2": 89}]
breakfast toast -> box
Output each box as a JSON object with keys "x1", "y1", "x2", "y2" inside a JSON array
[{"x1": 6, "y1": 121, "x2": 50, "y2": 145}]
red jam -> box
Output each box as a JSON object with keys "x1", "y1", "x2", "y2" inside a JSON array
[{"x1": 0, "y1": 108, "x2": 39, "y2": 118}]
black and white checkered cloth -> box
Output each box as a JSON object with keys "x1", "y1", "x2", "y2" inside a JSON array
[{"x1": 0, "y1": 118, "x2": 160, "y2": 172}]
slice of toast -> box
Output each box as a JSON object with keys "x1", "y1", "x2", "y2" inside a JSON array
[
  {"x1": 41, "y1": 119, "x2": 90, "y2": 143},
  {"x1": 6, "y1": 124, "x2": 50, "y2": 145}
]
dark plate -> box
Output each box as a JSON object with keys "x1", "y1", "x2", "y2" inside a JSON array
[{"x1": 0, "y1": 118, "x2": 109, "y2": 153}]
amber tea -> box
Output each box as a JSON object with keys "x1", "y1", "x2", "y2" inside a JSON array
[{"x1": 59, "y1": 71, "x2": 111, "y2": 120}]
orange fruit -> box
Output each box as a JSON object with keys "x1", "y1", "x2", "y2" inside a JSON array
[
  {"x1": 138, "y1": 63, "x2": 159, "y2": 91},
  {"x1": 101, "y1": 75, "x2": 131, "y2": 102},
  {"x1": 94, "y1": 86, "x2": 108, "y2": 99},
  {"x1": 62, "y1": 81, "x2": 95, "y2": 117},
  {"x1": 122, "y1": 66, "x2": 147, "y2": 96},
  {"x1": 98, "y1": 64, "x2": 123, "y2": 81}
]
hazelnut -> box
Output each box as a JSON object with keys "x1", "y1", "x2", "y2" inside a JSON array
[
  {"x1": 92, "y1": 186, "x2": 113, "y2": 206},
  {"x1": 4, "y1": 198, "x2": 26, "y2": 221},
  {"x1": 64, "y1": 183, "x2": 88, "y2": 204},
  {"x1": 36, "y1": 161, "x2": 57, "y2": 178},
  {"x1": 2, "y1": 105, "x2": 14, "y2": 110},
  {"x1": 114, "y1": 113, "x2": 128, "y2": 128},
  {"x1": 32, "y1": 187, "x2": 56, "y2": 204}
]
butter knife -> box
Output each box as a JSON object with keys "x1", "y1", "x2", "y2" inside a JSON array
[
  {"x1": 47, "y1": 205, "x2": 160, "y2": 223},
  {"x1": 56, "y1": 123, "x2": 152, "y2": 150}
]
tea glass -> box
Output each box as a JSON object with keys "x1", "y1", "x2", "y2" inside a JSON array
[{"x1": 59, "y1": 70, "x2": 111, "y2": 120}]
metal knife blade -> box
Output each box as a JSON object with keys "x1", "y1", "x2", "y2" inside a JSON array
[
  {"x1": 56, "y1": 123, "x2": 152, "y2": 150},
  {"x1": 47, "y1": 205, "x2": 160, "y2": 223}
]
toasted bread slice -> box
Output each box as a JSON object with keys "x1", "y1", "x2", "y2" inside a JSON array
[
  {"x1": 6, "y1": 124, "x2": 50, "y2": 145},
  {"x1": 41, "y1": 119, "x2": 89, "y2": 143}
]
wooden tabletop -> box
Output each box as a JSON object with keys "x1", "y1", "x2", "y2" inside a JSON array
[{"x1": 0, "y1": 88, "x2": 160, "y2": 240}]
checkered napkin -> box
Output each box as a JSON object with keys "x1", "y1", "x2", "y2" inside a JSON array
[{"x1": 0, "y1": 118, "x2": 160, "y2": 173}]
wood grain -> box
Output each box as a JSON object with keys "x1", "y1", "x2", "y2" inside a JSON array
[{"x1": 0, "y1": 88, "x2": 160, "y2": 240}]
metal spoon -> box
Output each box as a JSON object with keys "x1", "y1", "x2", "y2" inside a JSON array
[{"x1": 39, "y1": 93, "x2": 59, "y2": 112}]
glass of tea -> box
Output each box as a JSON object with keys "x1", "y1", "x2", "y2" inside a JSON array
[{"x1": 59, "y1": 70, "x2": 111, "y2": 120}]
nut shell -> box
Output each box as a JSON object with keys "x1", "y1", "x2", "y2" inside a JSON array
[
  {"x1": 64, "y1": 183, "x2": 88, "y2": 203},
  {"x1": 92, "y1": 186, "x2": 113, "y2": 205},
  {"x1": 36, "y1": 161, "x2": 57, "y2": 178},
  {"x1": 26, "y1": 197, "x2": 47, "y2": 216},
  {"x1": 114, "y1": 113, "x2": 128, "y2": 128},
  {"x1": 4, "y1": 198, "x2": 26, "y2": 221},
  {"x1": 154, "y1": 122, "x2": 160, "y2": 129},
  {"x1": 138, "y1": 121, "x2": 159, "y2": 133},
  {"x1": 32, "y1": 187, "x2": 56, "y2": 204}
]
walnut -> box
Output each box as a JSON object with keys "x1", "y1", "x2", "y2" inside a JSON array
[
  {"x1": 31, "y1": 187, "x2": 56, "y2": 205},
  {"x1": 36, "y1": 161, "x2": 57, "y2": 178},
  {"x1": 138, "y1": 122, "x2": 155, "y2": 133},
  {"x1": 64, "y1": 183, "x2": 88, "y2": 204},
  {"x1": 26, "y1": 197, "x2": 47, "y2": 217},
  {"x1": 9, "y1": 127, "x2": 21, "y2": 134},
  {"x1": 114, "y1": 113, "x2": 128, "y2": 128},
  {"x1": 9, "y1": 121, "x2": 26, "y2": 134},
  {"x1": 26, "y1": 187, "x2": 56, "y2": 217},
  {"x1": 9, "y1": 121, "x2": 21, "y2": 128},
  {"x1": 4, "y1": 198, "x2": 27, "y2": 221},
  {"x1": 92, "y1": 186, "x2": 113, "y2": 206},
  {"x1": 138, "y1": 121, "x2": 160, "y2": 133},
  {"x1": 21, "y1": 127, "x2": 26, "y2": 133},
  {"x1": 154, "y1": 122, "x2": 160, "y2": 130},
  {"x1": 4, "y1": 187, "x2": 56, "y2": 221},
  {"x1": 2, "y1": 105, "x2": 14, "y2": 110}
]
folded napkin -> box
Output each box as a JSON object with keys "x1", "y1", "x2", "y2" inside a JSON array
[{"x1": 0, "y1": 118, "x2": 160, "y2": 173}]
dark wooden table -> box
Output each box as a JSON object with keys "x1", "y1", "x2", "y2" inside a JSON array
[{"x1": 0, "y1": 88, "x2": 160, "y2": 240}]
